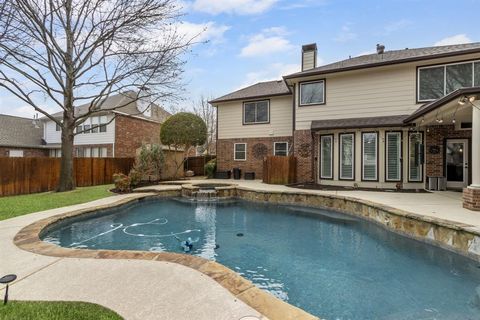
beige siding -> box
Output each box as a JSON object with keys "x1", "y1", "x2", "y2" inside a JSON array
[
  {"x1": 216, "y1": 96, "x2": 293, "y2": 139},
  {"x1": 302, "y1": 51, "x2": 315, "y2": 70},
  {"x1": 295, "y1": 53, "x2": 480, "y2": 130}
]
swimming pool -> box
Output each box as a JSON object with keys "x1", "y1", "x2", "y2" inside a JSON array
[{"x1": 42, "y1": 198, "x2": 480, "y2": 319}]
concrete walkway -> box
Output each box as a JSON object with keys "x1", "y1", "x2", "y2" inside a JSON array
[{"x1": 0, "y1": 193, "x2": 264, "y2": 320}]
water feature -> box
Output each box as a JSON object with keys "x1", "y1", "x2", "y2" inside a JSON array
[{"x1": 42, "y1": 198, "x2": 480, "y2": 320}]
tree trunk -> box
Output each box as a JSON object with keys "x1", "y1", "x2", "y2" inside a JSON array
[{"x1": 57, "y1": 120, "x2": 75, "y2": 192}]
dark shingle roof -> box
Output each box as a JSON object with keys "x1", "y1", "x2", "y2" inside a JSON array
[
  {"x1": 209, "y1": 80, "x2": 291, "y2": 104},
  {"x1": 311, "y1": 115, "x2": 410, "y2": 131},
  {"x1": 285, "y1": 42, "x2": 480, "y2": 79},
  {"x1": 404, "y1": 87, "x2": 480, "y2": 122},
  {"x1": 49, "y1": 92, "x2": 171, "y2": 123},
  {"x1": 0, "y1": 115, "x2": 44, "y2": 148}
]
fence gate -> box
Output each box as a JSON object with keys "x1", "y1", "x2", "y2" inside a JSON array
[
  {"x1": 263, "y1": 156, "x2": 296, "y2": 185},
  {"x1": 184, "y1": 155, "x2": 216, "y2": 176}
]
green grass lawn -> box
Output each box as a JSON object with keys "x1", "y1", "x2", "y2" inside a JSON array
[
  {"x1": 0, "y1": 184, "x2": 114, "y2": 221},
  {"x1": 0, "y1": 301, "x2": 122, "y2": 320}
]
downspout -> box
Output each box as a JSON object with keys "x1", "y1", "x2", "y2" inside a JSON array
[
  {"x1": 215, "y1": 105, "x2": 218, "y2": 155},
  {"x1": 291, "y1": 84, "x2": 296, "y2": 154},
  {"x1": 311, "y1": 130, "x2": 315, "y2": 184}
]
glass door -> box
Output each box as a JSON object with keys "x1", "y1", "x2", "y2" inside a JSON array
[{"x1": 446, "y1": 139, "x2": 469, "y2": 189}]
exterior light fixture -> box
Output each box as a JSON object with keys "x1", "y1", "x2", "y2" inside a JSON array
[
  {"x1": 0, "y1": 274, "x2": 17, "y2": 305},
  {"x1": 469, "y1": 95, "x2": 476, "y2": 103},
  {"x1": 458, "y1": 96, "x2": 467, "y2": 105}
]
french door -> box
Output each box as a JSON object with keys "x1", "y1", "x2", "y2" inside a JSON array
[{"x1": 446, "y1": 139, "x2": 469, "y2": 189}]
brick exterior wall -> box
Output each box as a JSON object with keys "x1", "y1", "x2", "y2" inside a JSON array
[
  {"x1": 463, "y1": 187, "x2": 480, "y2": 211},
  {"x1": 293, "y1": 130, "x2": 315, "y2": 183},
  {"x1": 114, "y1": 115, "x2": 161, "y2": 157},
  {"x1": 74, "y1": 144, "x2": 114, "y2": 157},
  {"x1": 0, "y1": 147, "x2": 48, "y2": 157},
  {"x1": 216, "y1": 136, "x2": 293, "y2": 179},
  {"x1": 425, "y1": 125, "x2": 471, "y2": 180}
]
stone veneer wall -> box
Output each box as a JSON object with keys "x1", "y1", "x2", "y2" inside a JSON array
[
  {"x1": 293, "y1": 130, "x2": 315, "y2": 183},
  {"x1": 425, "y1": 125, "x2": 472, "y2": 178},
  {"x1": 114, "y1": 115, "x2": 161, "y2": 157},
  {"x1": 0, "y1": 147, "x2": 49, "y2": 157},
  {"x1": 216, "y1": 136, "x2": 293, "y2": 179}
]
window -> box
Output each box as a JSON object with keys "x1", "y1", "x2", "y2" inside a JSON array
[
  {"x1": 83, "y1": 124, "x2": 91, "y2": 133},
  {"x1": 243, "y1": 100, "x2": 269, "y2": 124},
  {"x1": 362, "y1": 132, "x2": 378, "y2": 181},
  {"x1": 409, "y1": 132, "x2": 423, "y2": 182},
  {"x1": 76, "y1": 125, "x2": 83, "y2": 134},
  {"x1": 9, "y1": 150, "x2": 24, "y2": 157},
  {"x1": 91, "y1": 147, "x2": 99, "y2": 157},
  {"x1": 234, "y1": 143, "x2": 247, "y2": 161},
  {"x1": 418, "y1": 61, "x2": 480, "y2": 101},
  {"x1": 100, "y1": 116, "x2": 108, "y2": 133},
  {"x1": 50, "y1": 149, "x2": 61, "y2": 158},
  {"x1": 386, "y1": 132, "x2": 402, "y2": 181},
  {"x1": 274, "y1": 142, "x2": 288, "y2": 156},
  {"x1": 76, "y1": 148, "x2": 85, "y2": 158},
  {"x1": 91, "y1": 117, "x2": 99, "y2": 133},
  {"x1": 55, "y1": 123, "x2": 61, "y2": 131},
  {"x1": 320, "y1": 135, "x2": 333, "y2": 179},
  {"x1": 99, "y1": 147, "x2": 108, "y2": 157},
  {"x1": 84, "y1": 147, "x2": 91, "y2": 157},
  {"x1": 300, "y1": 80, "x2": 325, "y2": 105},
  {"x1": 339, "y1": 133, "x2": 354, "y2": 180}
]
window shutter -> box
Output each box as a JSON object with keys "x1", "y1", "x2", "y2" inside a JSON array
[
  {"x1": 362, "y1": 133, "x2": 377, "y2": 180},
  {"x1": 340, "y1": 134, "x2": 354, "y2": 179},
  {"x1": 320, "y1": 136, "x2": 333, "y2": 179},
  {"x1": 386, "y1": 132, "x2": 401, "y2": 181}
]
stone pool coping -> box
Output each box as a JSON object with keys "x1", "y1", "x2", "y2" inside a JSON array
[
  {"x1": 13, "y1": 183, "x2": 480, "y2": 320},
  {"x1": 13, "y1": 190, "x2": 318, "y2": 320}
]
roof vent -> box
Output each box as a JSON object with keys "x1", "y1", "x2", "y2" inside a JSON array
[{"x1": 376, "y1": 44, "x2": 385, "y2": 54}]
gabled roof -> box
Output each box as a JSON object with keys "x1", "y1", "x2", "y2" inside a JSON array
[
  {"x1": 0, "y1": 114, "x2": 44, "y2": 148},
  {"x1": 285, "y1": 42, "x2": 480, "y2": 79},
  {"x1": 48, "y1": 92, "x2": 171, "y2": 123},
  {"x1": 404, "y1": 87, "x2": 480, "y2": 122},
  {"x1": 209, "y1": 80, "x2": 291, "y2": 104},
  {"x1": 311, "y1": 115, "x2": 409, "y2": 131}
]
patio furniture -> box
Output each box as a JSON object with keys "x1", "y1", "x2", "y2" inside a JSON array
[{"x1": 244, "y1": 172, "x2": 255, "y2": 180}]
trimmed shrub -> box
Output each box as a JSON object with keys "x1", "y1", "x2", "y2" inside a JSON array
[
  {"x1": 205, "y1": 158, "x2": 217, "y2": 178},
  {"x1": 113, "y1": 173, "x2": 131, "y2": 193}
]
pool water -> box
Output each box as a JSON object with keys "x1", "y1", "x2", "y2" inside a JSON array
[{"x1": 43, "y1": 198, "x2": 480, "y2": 320}]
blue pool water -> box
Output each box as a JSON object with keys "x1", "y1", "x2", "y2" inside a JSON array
[{"x1": 43, "y1": 198, "x2": 480, "y2": 319}]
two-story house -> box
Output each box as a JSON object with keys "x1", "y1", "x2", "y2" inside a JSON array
[
  {"x1": 210, "y1": 42, "x2": 480, "y2": 211},
  {"x1": 43, "y1": 91, "x2": 171, "y2": 158}
]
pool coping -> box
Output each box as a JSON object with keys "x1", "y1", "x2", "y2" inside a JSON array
[
  {"x1": 13, "y1": 190, "x2": 318, "y2": 320},
  {"x1": 13, "y1": 184, "x2": 480, "y2": 320}
]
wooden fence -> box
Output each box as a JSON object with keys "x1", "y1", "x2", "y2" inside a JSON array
[
  {"x1": 0, "y1": 157, "x2": 134, "y2": 197},
  {"x1": 184, "y1": 155, "x2": 216, "y2": 176},
  {"x1": 263, "y1": 156, "x2": 296, "y2": 185}
]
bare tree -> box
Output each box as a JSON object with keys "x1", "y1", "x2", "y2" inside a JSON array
[
  {"x1": 192, "y1": 95, "x2": 216, "y2": 155},
  {"x1": 0, "y1": 0, "x2": 193, "y2": 191}
]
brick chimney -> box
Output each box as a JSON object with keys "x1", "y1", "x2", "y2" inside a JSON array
[{"x1": 302, "y1": 43, "x2": 317, "y2": 71}]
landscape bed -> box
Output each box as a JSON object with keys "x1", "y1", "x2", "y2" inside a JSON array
[{"x1": 37, "y1": 197, "x2": 480, "y2": 320}]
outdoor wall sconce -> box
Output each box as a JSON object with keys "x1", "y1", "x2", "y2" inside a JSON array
[{"x1": 0, "y1": 274, "x2": 17, "y2": 305}]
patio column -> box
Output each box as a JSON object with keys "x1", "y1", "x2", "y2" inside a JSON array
[{"x1": 463, "y1": 105, "x2": 480, "y2": 210}]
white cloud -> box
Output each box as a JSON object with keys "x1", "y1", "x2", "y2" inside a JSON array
[
  {"x1": 191, "y1": 0, "x2": 278, "y2": 15},
  {"x1": 240, "y1": 63, "x2": 300, "y2": 88},
  {"x1": 240, "y1": 27, "x2": 294, "y2": 57},
  {"x1": 334, "y1": 24, "x2": 357, "y2": 43},
  {"x1": 177, "y1": 21, "x2": 230, "y2": 44},
  {"x1": 434, "y1": 34, "x2": 472, "y2": 46}
]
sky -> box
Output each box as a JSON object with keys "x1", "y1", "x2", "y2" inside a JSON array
[{"x1": 1, "y1": 0, "x2": 480, "y2": 117}]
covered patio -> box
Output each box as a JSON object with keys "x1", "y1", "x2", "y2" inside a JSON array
[{"x1": 405, "y1": 87, "x2": 480, "y2": 210}]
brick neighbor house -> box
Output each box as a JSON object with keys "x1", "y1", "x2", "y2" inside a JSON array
[
  {"x1": 210, "y1": 42, "x2": 480, "y2": 210},
  {"x1": 0, "y1": 92, "x2": 170, "y2": 158}
]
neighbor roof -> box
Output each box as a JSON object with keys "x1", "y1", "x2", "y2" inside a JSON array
[
  {"x1": 0, "y1": 114, "x2": 44, "y2": 148},
  {"x1": 209, "y1": 80, "x2": 291, "y2": 104},
  {"x1": 311, "y1": 115, "x2": 410, "y2": 131},
  {"x1": 48, "y1": 92, "x2": 170, "y2": 123},
  {"x1": 285, "y1": 42, "x2": 480, "y2": 79}
]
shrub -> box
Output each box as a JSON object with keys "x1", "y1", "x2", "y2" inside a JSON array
[
  {"x1": 113, "y1": 173, "x2": 131, "y2": 193},
  {"x1": 205, "y1": 158, "x2": 216, "y2": 178},
  {"x1": 131, "y1": 144, "x2": 165, "y2": 185}
]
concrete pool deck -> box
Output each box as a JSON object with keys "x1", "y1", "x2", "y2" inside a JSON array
[
  {"x1": 0, "y1": 193, "x2": 267, "y2": 320},
  {"x1": 2, "y1": 179, "x2": 480, "y2": 320}
]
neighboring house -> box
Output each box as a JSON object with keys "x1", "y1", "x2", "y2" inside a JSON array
[
  {"x1": 0, "y1": 114, "x2": 48, "y2": 157},
  {"x1": 210, "y1": 42, "x2": 480, "y2": 210},
  {"x1": 0, "y1": 92, "x2": 171, "y2": 158},
  {"x1": 43, "y1": 91, "x2": 171, "y2": 158}
]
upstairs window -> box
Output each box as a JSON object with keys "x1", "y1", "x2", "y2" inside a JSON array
[
  {"x1": 55, "y1": 123, "x2": 61, "y2": 131},
  {"x1": 243, "y1": 100, "x2": 269, "y2": 124},
  {"x1": 300, "y1": 80, "x2": 325, "y2": 106},
  {"x1": 418, "y1": 61, "x2": 480, "y2": 101}
]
